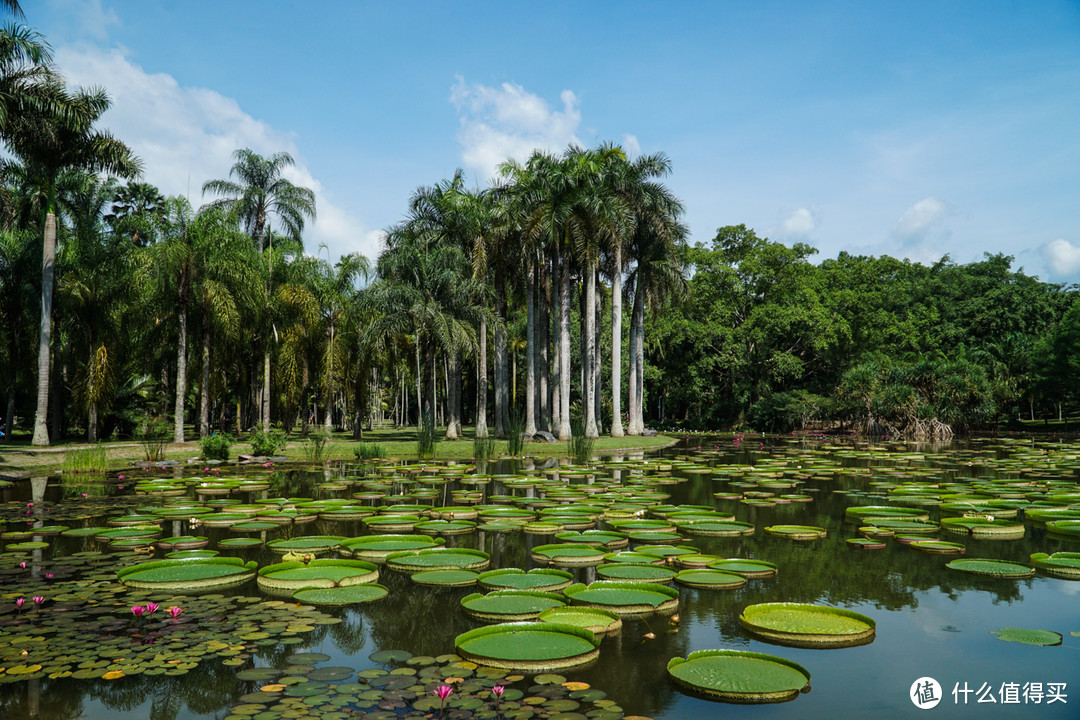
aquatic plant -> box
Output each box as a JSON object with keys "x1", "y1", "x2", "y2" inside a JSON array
[{"x1": 199, "y1": 432, "x2": 233, "y2": 461}]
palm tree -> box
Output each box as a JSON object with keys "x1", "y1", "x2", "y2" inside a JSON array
[
  {"x1": 107, "y1": 180, "x2": 165, "y2": 245},
  {"x1": 201, "y1": 148, "x2": 316, "y2": 253},
  {"x1": 4, "y1": 82, "x2": 140, "y2": 445}
]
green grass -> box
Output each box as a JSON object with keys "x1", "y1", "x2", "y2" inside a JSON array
[
  {"x1": 61, "y1": 445, "x2": 109, "y2": 474},
  {"x1": 0, "y1": 425, "x2": 676, "y2": 477}
]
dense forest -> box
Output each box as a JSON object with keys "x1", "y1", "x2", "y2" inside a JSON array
[{"x1": 0, "y1": 11, "x2": 1076, "y2": 448}]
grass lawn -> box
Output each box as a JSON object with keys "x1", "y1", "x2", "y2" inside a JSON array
[{"x1": 0, "y1": 425, "x2": 678, "y2": 478}]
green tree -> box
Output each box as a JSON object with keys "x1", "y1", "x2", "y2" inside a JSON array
[{"x1": 4, "y1": 83, "x2": 140, "y2": 445}]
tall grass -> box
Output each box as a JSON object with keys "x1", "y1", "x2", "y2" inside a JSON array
[
  {"x1": 62, "y1": 445, "x2": 108, "y2": 474},
  {"x1": 473, "y1": 434, "x2": 496, "y2": 461},
  {"x1": 506, "y1": 412, "x2": 525, "y2": 456},
  {"x1": 303, "y1": 429, "x2": 332, "y2": 463},
  {"x1": 136, "y1": 414, "x2": 169, "y2": 461},
  {"x1": 354, "y1": 442, "x2": 387, "y2": 461},
  {"x1": 567, "y1": 422, "x2": 595, "y2": 465},
  {"x1": 416, "y1": 414, "x2": 438, "y2": 460}
]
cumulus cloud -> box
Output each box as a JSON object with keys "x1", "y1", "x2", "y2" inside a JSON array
[
  {"x1": 891, "y1": 196, "x2": 949, "y2": 244},
  {"x1": 777, "y1": 207, "x2": 817, "y2": 240},
  {"x1": 52, "y1": 46, "x2": 379, "y2": 263},
  {"x1": 450, "y1": 77, "x2": 582, "y2": 182},
  {"x1": 47, "y1": 0, "x2": 119, "y2": 42},
  {"x1": 622, "y1": 133, "x2": 641, "y2": 157},
  {"x1": 1041, "y1": 239, "x2": 1080, "y2": 279}
]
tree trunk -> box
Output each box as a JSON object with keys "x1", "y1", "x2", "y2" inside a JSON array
[
  {"x1": 200, "y1": 325, "x2": 211, "y2": 437},
  {"x1": 416, "y1": 334, "x2": 423, "y2": 429},
  {"x1": 558, "y1": 248, "x2": 572, "y2": 440},
  {"x1": 173, "y1": 291, "x2": 188, "y2": 443},
  {"x1": 584, "y1": 258, "x2": 598, "y2": 438},
  {"x1": 476, "y1": 318, "x2": 488, "y2": 438},
  {"x1": 525, "y1": 255, "x2": 538, "y2": 436},
  {"x1": 87, "y1": 400, "x2": 98, "y2": 443},
  {"x1": 3, "y1": 395, "x2": 13, "y2": 444},
  {"x1": 494, "y1": 282, "x2": 508, "y2": 435},
  {"x1": 632, "y1": 279, "x2": 645, "y2": 433},
  {"x1": 446, "y1": 349, "x2": 461, "y2": 440},
  {"x1": 538, "y1": 256, "x2": 550, "y2": 431},
  {"x1": 263, "y1": 349, "x2": 271, "y2": 432},
  {"x1": 627, "y1": 275, "x2": 644, "y2": 435},
  {"x1": 31, "y1": 212, "x2": 56, "y2": 446},
  {"x1": 610, "y1": 244, "x2": 625, "y2": 436},
  {"x1": 595, "y1": 278, "x2": 603, "y2": 435},
  {"x1": 551, "y1": 246, "x2": 561, "y2": 434}
]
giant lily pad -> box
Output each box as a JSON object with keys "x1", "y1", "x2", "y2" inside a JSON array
[
  {"x1": 461, "y1": 590, "x2": 567, "y2": 621},
  {"x1": 740, "y1": 603, "x2": 875, "y2": 647},
  {"x1": 257, "y1": 559, "x2": 379, "y2": 591},
  {"x1": 667, "y1": 649, "x2": 810, "y2": 703},
  {"x1": 1029, "y1": 552, "x2": 1080, "y2": 579},
  {"x1": 945, "y1": 558, "x2": 1035, "y2": 578},
  {"x1": 530, "y1": 544, "x2": 606, "y2": 566},
  {"x1": 292, "y1": 584, "x2": 388, "y2": 606},
  {"x1": 706, "y1": 558, "x2": 778, "y2": 578},
  {"x1": 454, "y1": 622, "x2": 600, "y2": 671},
  {"x1": 538, "y1": 606, "x2": 623, "y2": 636},
  {"x1": 990, "y1": 628, "x2": 1063, "y2": 646},
  {"x1": 563, "y1": 581, "x2": 679, "y2": 616},
  {"x1": 595, "y1": 563, "x2": 678, "y2": 583},
  {"x1": 674, "y1": 569, "x2": 747, "y2": 590},
  {"x1": 412, "y1": 569, "x2": 479, "y2": 587},
  {"x1": 385, "y1": 548, "x2": 490, "y2": 574},
  {"x1": 764, "y1": 525, "x2": 826, "y2": 540},
  {"x1": 477, "y1": 568, "x2": 573, "y2": 592},
  {"x1": 266, "y1": 536, "x2": 348, "y2": 556},
  {"x1": 338, "y1": 534, "x2": 445, "y2": 563},
  {"x1": 117, "y1": 557, "x2": 258, "y2": 591}
]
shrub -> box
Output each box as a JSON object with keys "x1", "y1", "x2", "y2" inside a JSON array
[
  {"x1": 354, "y1": 443, "x2": 386, "y2": 460},
  {"x1": 506, "y1": 412, "x2": 525, "y2": 456},
  {"x1": 200, "y1": 433, "x2": 233, "y2": 461},
  {"x1": 473, "y1": 435, "x2": 496, "y2": 461},
  {"x1": 567, "y1": 421, "x2": 595, "y2": 465},
  {"x1": 250, "y1": 429, "x2": 287, "y2": 457},
  {"x1": 416, "y1": 414, "x2": 438, "y2": 459},
  {"x1": 303, "y1": 429, "x2": 331, "y2": 463},
  {"x1": 135, "y1": 413, "x2": 170, "y2": 461}
]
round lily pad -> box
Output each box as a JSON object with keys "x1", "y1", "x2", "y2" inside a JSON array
[
  {"x1": 258, "y1": 559, "x2": 379, "y2": 591},
  {"x1": 667, "y1": 649, "x2": 811, "y2": 703},
  {"x1": 1029, "y1": 552, "x2": 1080, "y2": 579},
  {"x1": 674, "y1": 569, "x2": 747, "y2": 590},
  {"x1": 478, "y1": 568, "x2": 574, "y2": 592},
  {"x1": 740, "y1": 603, "x2": 875, "y2": 648},
  {"x1": 563, "y1": 581, "x2": 679, "y2": 616},
  {"x1": 538, "y1": 606, "x2": 623, "y2": 636},
  {"x1": 454, "y1": 622, "x2": 600, "y2": 671},
  {"x1": 990, "y1": 628, "x2": 1063, "y2": 646},
  {"x1": 530, "y1": 544, "x2": 606, "y2": 566},
  {"x1": 764, "y1": 525, "x2": 826, "y2": 540},
  {"x1": 291, "y1": 584, "x2": 389, "y2": 606},
  {"x1": 338, "y1": 535, "x2": 445, "y2": 563},
  {"x1": 461, "y1": 590, "x2": 567, "y2": 621},
  {"x1": 706, "y1": 559, "x2": 777, "y2": 578},
  {"x1": 945, "y1": 558, "x2": 1035, "y2": 578},
  {"x1": 412, "y1": 569, "x2": 479, "y2": 587},
  {"x1": 595, "y1": 563, "x2": 678, "y2": 583},
  {"x1": 267, "y1": 536, "x2": 348, "y2": 555},
  {"x1": 911, "y1": 540, "x2": 966, "y2": 555},
  {"x1": 385, "y1": 548, "x2": 490, "y2": 574},
  {"x1": 117, "y1": 557, "x2": 258, "y2": 591}
]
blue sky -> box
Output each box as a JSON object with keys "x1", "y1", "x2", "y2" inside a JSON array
[{"x1": 31, "y1": 0, "x2": 1080, "y2": 281}]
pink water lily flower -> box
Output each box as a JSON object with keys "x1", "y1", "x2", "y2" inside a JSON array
[
  {"x1": 14, "y1": 598, "x2": 24, "y2": 610},
  {"x1": 492, "y1": 685, "x2": 505, "y2": 698},
  {"x1": 131, "y1": 605, "x2": 145, "y2": 618},
  {"x1": 32, "y1": 596, "x2": 44, "y2": 607},
  {"x1": 166, "y1": 606, "x2": 183, "y2": 618},
  {"x1": 18, "y1": 561, "x2": 26, "y2": 569},
  {"x1": 144, "y1": 602, "x2": 159, "y2": 615},
  {"x1": 436, "y1": 684, "x2": 453, "y2": 700}
]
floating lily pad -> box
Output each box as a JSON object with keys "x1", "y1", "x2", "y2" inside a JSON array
[
  {"x1": 258, "y1": 559, "x2": 379, "y2": 591},
  {"x1": 454, "y1": 622, "x2": 600, "y2": 671},
  {"x1": 530, "y1": 544, "x2": 607, "y2": 566},
  {"x1": 412, "y1": 569, "x2": 479, "y2": 587},
  {"x1": 764, "y1": 525, "x2": 826, "y2": 540},
  {"x1": 706, "y1": 559, "x2": 777, "y2": 578},
  {"x1": 292, "y1": 584, "x2": 388, "y2": 606},
  {"x1": 740, "y1": 603, "x2": 875, "y2": 647},
  {"x1": 946, "y1": 558, "x2": 1035, "y2": 578},
  {"x1": 681, "y1": 520, "x2": 755, "y2": 537},
  {"x1": 667, "y1": 649, "x2": 811, "y2": 703},
  {"x1": 461, "y1": 590, "x2": 567, "y2": 621},
  {"x1": 117, "y1": 557, "x2": 258, "y2": 591},
  {"x1": 538, "y1": 607, "x2": 622, "y2": 636},
  {"x1": 1029, "y1": 552, "x2": 1080, "y2": 579},
  {"x1": 990, "y1": 628, "x2": 1062, "y2": 646},
  {"x1": 338, "y1": 534, "x2": 445, "y2": 563},
  {"x1": 911, "y1": 540, "x2": 966, "y2": 555},
  {"x1": 595, "y1": 563, "x2": 677, "y2": 583},
  {"x1": 267, "y1": 536, "x2": 348, "y2": 555},
  {"x1": 674, "y1": 569, "x2": 747, "y2": 590},
  {"x1": 478, "y1": 568, "x2": 574, "y2": 592},
  {"x1": 563, "y1": 581, "x2": 679, "y2": 616},
  {"x1": 385, "y1": 548, "x2": 490, "y2": 574}
]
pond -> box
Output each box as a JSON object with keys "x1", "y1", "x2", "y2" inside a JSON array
[{"x1": 0, "y1": 434, "x2": 1077, "y2": 719}]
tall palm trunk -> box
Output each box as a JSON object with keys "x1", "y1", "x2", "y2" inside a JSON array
[
  {"x1": 200, "y1": 323, "x2": 211, "y2": 437},
  {"x1": 538, "y1": 258, "x2": 550, "y2": 431},
  {"x1": 476, "y1": 319, "x2": 488, "y2": 438},
  {"x1": 31, "y1": 211, "x2": 56, "y2": 446},
  {"x1": 551, "y1": 246, "x2": 561, "y2": 434},
  {"x1": 173, "y1": 290, "x2": 188, "y2": 443},
  {"x1": 415, "y1": 333, "x2": 422, "y2": 429},
  {"x1": 584, "y1": 258, "x2": 598, "y2": 438},
  {"x1": 263, "y1": 349, "x2": 271, "y2": 432},
  {"x1": 595, "y1": 281, "x2": 603, "y2": 434},
  {"x1": 494, "y1": 290, "x2": 508, "y2": 435},
  {"x1": 609, "y1": 245, "x2": 625, "y2": 436},
  {"x1": 627, "y1": 275, "x2": 644, "y2": 435},
  {"x1": 446, "y1": 349, "x2": 461, "y2": 440},
  {"x1": 524, "y1": 256, "x2": 538, "y2": 436},
  {"x1": 558, "y1": 247, "x2": 572, "y2": 440}
]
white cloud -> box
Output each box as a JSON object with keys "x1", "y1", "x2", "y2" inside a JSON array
[
  {"x1": 778, "y1": 207, "x2": 817, "y2": 240},
  {"x1": 622, "y1": 133, "x2": 641, "y2": 158},
  {"x1": 46, "y1": 0, "x2": 119, "y2": 42},
  {"x1": 450, "y1": 77, "x2": 582, "y2": 182},
  {"x1": 52, "y1": 45, "x2": 379, "y2": 264},
  {"x1": 1041, "y1": 238, "x2": 1080, "y2": 279},
  {"x1": 891, "y1": 196, "x2": 949, "y2": 244}
]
